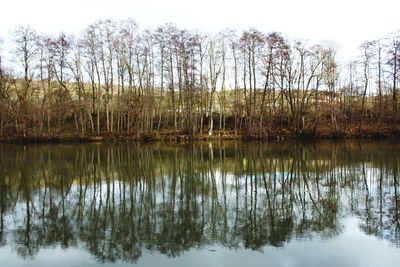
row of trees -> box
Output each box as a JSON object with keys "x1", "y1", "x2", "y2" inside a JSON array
[{"x1": 0, "y1": 19, "x2": 399, "y2": 137}]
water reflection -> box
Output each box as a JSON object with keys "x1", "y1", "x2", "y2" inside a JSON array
[{"x1": 0, "y1": 141, "x2": 399, "y2": 263}]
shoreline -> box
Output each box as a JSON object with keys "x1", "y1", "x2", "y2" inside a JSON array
[{"x1": 0, "y1": 127, "x2": 398, "y2": 144}]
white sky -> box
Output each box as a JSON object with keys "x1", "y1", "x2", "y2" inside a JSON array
[{"x1": 0, "y1": 0, "x2": 399, "y2": 60}]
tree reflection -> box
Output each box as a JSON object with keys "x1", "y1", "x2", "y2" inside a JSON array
[{"x1": 0, "y1": 141, "x2": 399, "y2": 261}]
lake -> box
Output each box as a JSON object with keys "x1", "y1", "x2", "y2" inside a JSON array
[{"x1": 0, "y1": 141, "x2": 399, "y2": 267}]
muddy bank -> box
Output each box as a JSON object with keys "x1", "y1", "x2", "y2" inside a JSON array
[{"x1": 0, "y1": 126, "x2": 399, "y2": 144}]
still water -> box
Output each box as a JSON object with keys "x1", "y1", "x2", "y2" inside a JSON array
[{"x1": 0, "y1": 141, "x2": 399, "y2": 267}]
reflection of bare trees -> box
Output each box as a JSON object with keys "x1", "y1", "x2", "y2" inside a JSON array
[
  {"x1": 0, "y1": 141, "x2": 399, "y2": 261},
  {"x1": 0, "y1": 152, "x2": 9, "y2": 248}
]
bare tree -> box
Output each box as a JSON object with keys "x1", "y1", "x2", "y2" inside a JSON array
[
  {"x1": 0, "y1": 37, "x2": 3, "y2": 98},
  {"x1": 358, "y1": 41, "x2": 374, "y2": 134},
  {"x1": 0, "y1": 21, "x2": 398, "y2": 139},
  {"x1": 207, "y1": 39, "x2": 223, "y2": 136},
  {"x1": 0, "y1": 37, "x2": 4, "y2": 134},
  {"x1": 13, "y1": 25, "x2": 39, "y2": 135},
  {"x1": 37, "y1": 35, "x2": 54, "y2": 134},
  {"x1": 387, "y1": 32, "x2": 400, "y2": 130}
]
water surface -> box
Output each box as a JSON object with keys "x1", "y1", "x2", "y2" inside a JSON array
[{"x1": 0, "y1": 141, "x2": 399, "y2": 266}]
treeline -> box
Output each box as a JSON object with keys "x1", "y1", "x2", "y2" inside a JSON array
[{"x1": 0, "y1": 19, "x2": 399, "y2": 138}]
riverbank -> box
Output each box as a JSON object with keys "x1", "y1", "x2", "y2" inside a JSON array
[{"x1": 0, "y1": 126, "x2": 399, "y2": 144}]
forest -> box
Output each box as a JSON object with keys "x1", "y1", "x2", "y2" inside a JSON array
[{"x1": 0, "y1": 19, "x2": 399, "y2": 140}]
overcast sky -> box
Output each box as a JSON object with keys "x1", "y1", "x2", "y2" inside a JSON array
[{"x1": 0, "y1": 0, "x2": 399, "y2": 59}]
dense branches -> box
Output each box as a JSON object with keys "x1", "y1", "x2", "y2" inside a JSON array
[{"x1": 0, "y1": 21, "x2": 398, "y2": 138}]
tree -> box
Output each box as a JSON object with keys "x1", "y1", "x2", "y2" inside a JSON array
[
  {"x1": 13, "y1": 25, "x2": 39, "y2": 135},
  {"x1": 260, "y1": 32, "x2": 286, "y2": 133},
  {"x1": 373, "y1": 39, "x2": 385, "y2": 130},
  {"x1": 358, "y1": 41, "x2": 374, "y2": 134},
  {"x1": 387, "y1": 32, "x2": 400, "y2": 130},
  {"x1": 322, "y1": 46, "x2": 339, "y2": 132},
  {"x1": 0, "y1": 20, "x2": 399, "y2": 138},
  {"x1": 207, "y1": 38, "x2": 224, "y2": 136},
  {"x1": 239, "y1": 29, "x2": 264, "y2": 128},
  {"x1": 37, "y1": 35, "x2": 54, "y2": 134},
  {"x1": 42, "y1": 33, "x2": 77, "y2": 133},
  {"x1": 0, "y1": 37, "x2": 5, "y2": 134},
  {"x1": 0, "y1": 37, "x2": 3, "y2": 97},
  {"x1": 13, "y1": 26, "x2": 39, "y2": 85}
]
